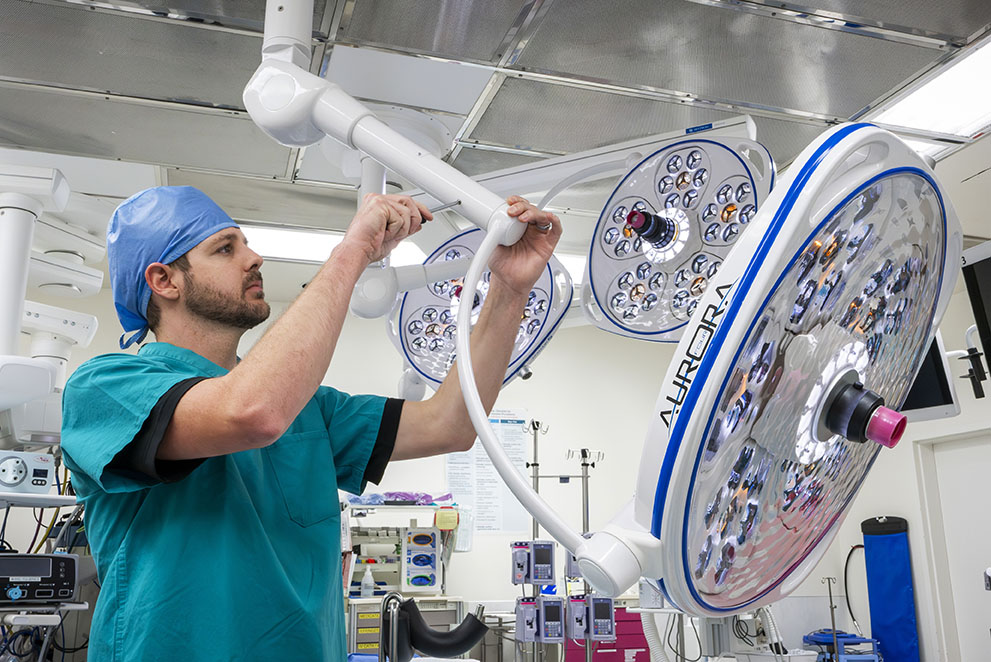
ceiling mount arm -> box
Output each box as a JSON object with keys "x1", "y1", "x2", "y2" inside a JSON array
[
  {"x1": 245, "y1": 0, "x2": 525, "y2": 247},
  {"x1": 260, "y1": 0, "x2": 313, "y2": 69}
]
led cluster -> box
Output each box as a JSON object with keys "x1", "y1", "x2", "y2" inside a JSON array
[
  {"x1": 685, "y1": 173, "x2": 945, "y2": 606},
  {"x1": 588, "y1": 143, "x2": 761, "y2": 337}
]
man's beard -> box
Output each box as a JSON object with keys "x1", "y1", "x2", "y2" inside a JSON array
[{"x1": 184, "y1": 271, "x2": 270, "y2": 330}]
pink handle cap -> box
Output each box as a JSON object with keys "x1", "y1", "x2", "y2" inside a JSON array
[
  {"x1": 626, "y1": 210, "x2": 646, "y2": 229},
  {"x1": 866, "y1": 406, "x2": 907, "y2": 449}
]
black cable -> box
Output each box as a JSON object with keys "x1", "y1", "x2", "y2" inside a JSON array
[
  {"x1": 844, "y1": 544, "x2": 865, "y2": 627},
  {"x1": 666, "y1": 614, "x2": 679, "y2": 660},
  {"x1": 51, "y1": 636, "x2": 88, "y2": 654},
  {"x1": 688, "y1": 618, "x2": 702, "y2": 662},
  {"x1": 732, "y1": 615, "x2": 754, "y2": 646},
  {"x1": 665, "y1": 615, "x2": 701, "y2": 662}
]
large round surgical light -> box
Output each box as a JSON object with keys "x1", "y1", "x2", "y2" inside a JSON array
[
  {"x1": 395, "y1": 228, "x2": 572, "y2": 390},
  {"x1": 639, "y1": 123, "x2": 961, "y2": 614},
  {"x1": 583, "y1": 138, "x2": 775, "y2": 342}
]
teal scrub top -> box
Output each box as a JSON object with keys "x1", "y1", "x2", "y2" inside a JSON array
[{"x1": 60, "y1": 342, "x2": 387, "y2": 661}]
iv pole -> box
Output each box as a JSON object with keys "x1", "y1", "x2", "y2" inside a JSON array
[
  {"x1": 567, "y1": 448, "x2": 604, "y2": 662},
  {"x1": 525, "y1": 420, "x2": 548, "y2": 662}
]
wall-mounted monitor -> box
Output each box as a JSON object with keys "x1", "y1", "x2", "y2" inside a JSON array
[
  {"x1": 901, "y1": 331, "x2": 960, "y2": 423},
  {"x1": 962, "y1": 240, "x2": 991, "y2": 362}
]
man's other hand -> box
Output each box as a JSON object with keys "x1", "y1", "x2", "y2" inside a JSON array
[{"x1": 488, "y1": 196, "x2": 562, "y2": 296}]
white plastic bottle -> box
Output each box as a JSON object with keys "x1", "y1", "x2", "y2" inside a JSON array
[{"x1": 360, "y1": 565, "x2": 375, "y2": 598}]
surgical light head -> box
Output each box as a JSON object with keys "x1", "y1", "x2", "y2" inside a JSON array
[
  {"x1": 583, "y1": 139, "x2": 774, "y2": 342},
  {"x1": 393, "y1": 229, "x2": 572, "y2": 392},
  {"x1": 630, "y1": 123, "x2": 961, "y2": 615},
  {"x1": 107, "y1": 186, "x2": 238, "y2": 349}
]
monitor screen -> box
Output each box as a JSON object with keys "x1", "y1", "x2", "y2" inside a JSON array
[
  {"x1": 0, "y1": 556, "x2": 51, "y2": 578},
  {"x1": 544, "y1": 603, "x2": 561, "y2": 621},
  {"x1": 534, "y1": 546, "x2": 552, "y2": 565},
  {"x1": 593, "y1": 601, "x2": 611, "y2": 620},
  {"x1": 963, "y1": 243, "x2": 991, "y2": 363},
  {"x1": 901, "y1": 332, "x2": 958, "y2": 421}
]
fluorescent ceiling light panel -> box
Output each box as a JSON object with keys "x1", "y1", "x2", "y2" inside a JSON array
[
  {"x1": 900, "y1": 139, "x2": 948, "y2": 159},
  {"x1": 556, "y1": 253, "x2": 587, "y2": 286},
  {"x1": 241, "y1": 225, "x2": 426, "y2": 266},
  {"x1": 873, "y1": 40, "x2": 991, "y2": 138}
]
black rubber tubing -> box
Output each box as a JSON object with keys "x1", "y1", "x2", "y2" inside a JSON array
[{"x1": 400, "y1": 598, "x2": 490, "y2": 657}]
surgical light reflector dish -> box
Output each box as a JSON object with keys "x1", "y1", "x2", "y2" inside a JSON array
[
  {"x1": 636, "y1": 123, "x2": 961, "y2": 614},
  {"x1": 394, "y1": 228, "x2": 571, "y2": 389},
  {"x1": 583, "y1": 138, "x2": 774, "y2": 341}
]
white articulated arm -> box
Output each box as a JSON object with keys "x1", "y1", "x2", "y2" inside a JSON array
[
  {"x1": 242, "y1": 1, "x2": 524, "y2": 246},
  {"x1": 247, "y1": 0, "x2": 648, "y2": 598},
  {"x1": 350, "y1": 258, "x2": 473, "y2": 319}
]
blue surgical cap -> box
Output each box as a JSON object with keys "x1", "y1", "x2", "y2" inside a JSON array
[{"x1": 107, "y1": 186, "x2": 239, "y2": 349}]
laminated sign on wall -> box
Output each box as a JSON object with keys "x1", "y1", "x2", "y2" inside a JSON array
[{"x1": 446, "y1": 408, "x2": 529, "y2": 532}]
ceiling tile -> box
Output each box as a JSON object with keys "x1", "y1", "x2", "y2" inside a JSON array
[
  {"x1": 517, "y1": 0, "x2": 941, "y2": 118},
  {"x1": 451, "y1": 148, "x2": 545, "y2": 177},
  {"x1": 1, "y1": 0, "x2": 262, "y2": 109},
  {"x1": 467, "y1": 78, "x2": 734, "y2": 153},
  {"x1": 323, "y1": 46, "x2": 492, "y2": 115},
  {"x1": 342, "y1": 0, "x2": 526, "y2": 62},
  {"x1": 794, "y1": 0, "x2": 991, "y2": 43},
  {"x1": 0, "y1": 85, "x2": 291, "y2": 177},
  {"x1": 116, "y1": 0, "x2": 332, "y2": 37}
]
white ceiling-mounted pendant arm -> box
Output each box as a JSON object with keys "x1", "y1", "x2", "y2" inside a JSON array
[
  {"x1": 350, "y1": 258, "x2": 472, "y2": 319},
  {"x1": 244, "y1": 1, "x2": 524, "y2": 247},
  {"x1": 260, "y1": 0, "x2": 312, "y2": 69},
  {"x1": 0, "y1": 166, "x2": 69, "y2": 410},
  {"x1": 358, "y1": 155, "x2": 386, "y2": 204},
  {"x1": 536, "y1": 156, "x2": 637, "y2": 209},
  {"x1": 0, "y1": 197, "x2": 39, "y2": 356}
]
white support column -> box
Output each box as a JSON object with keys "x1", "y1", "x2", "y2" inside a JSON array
[
  {"x1": 358, "y1": 155, "x2": 386, "y2": 207},
  {"x1": 0, "y1": 193, "x2": 41, "y2": 355}
]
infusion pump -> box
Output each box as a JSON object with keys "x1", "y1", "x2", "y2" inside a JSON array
[{"x1": 511, "y1": 540, "x2": 556, "y2": 585}]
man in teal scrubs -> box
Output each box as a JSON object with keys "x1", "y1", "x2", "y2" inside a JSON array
[{"x1": 60, "y1": 186, "x2": 561, "y2": 661}]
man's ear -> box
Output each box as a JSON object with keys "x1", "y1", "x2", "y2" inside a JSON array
[{"x1": 145, "y1": 263, "x2": 182, "y2": 302}]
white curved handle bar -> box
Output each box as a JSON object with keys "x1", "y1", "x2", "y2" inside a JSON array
[{"x1": 454, "y1": 230, "x2": 586, "y2": 554}]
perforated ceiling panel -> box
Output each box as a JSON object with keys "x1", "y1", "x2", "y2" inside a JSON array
[
  {"x1": 751, "y1": 117, "x2": 830, "y2": 167},
  {"x1": 0, "y1": 85, "x2": 291, "y2": 177},
  {"x1": 119, "y1": 0, "x2": 331, "y2": 36},
  {"x1": 451, "y1": 149, "x2": 545, "y2": 177},
  {"x1": 166, "y1": 170, "x2": 358, "y2": 229},
  {"x1": 517, "y1": 0, "x2": 940, "y2": 117},
  {"x1": 0, "y1": 0, "x2": 260, "y2": 110},
  {"x1": 793, "y1": 0, "x2": 991, "y2": 42},
  {"x1": 467, "y1": 78, "x2": 733, "y2": 155},
  {"x1": 342, "y1": 0, "x2": 525, "y2": 62}
]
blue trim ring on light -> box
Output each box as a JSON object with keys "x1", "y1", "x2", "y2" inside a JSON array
[
  {"x1": 587, "y1": 139, "x2": 763, "y2": 340},
  {"x1": 678, "y1": 165, "x2": 946, "y2": 613},
  {"x1": 649, "y1": 122, "x2": 947, "y2": 613},
  {"x1": 398, "y1": 227, "x2": 560, "y2": 387}
]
